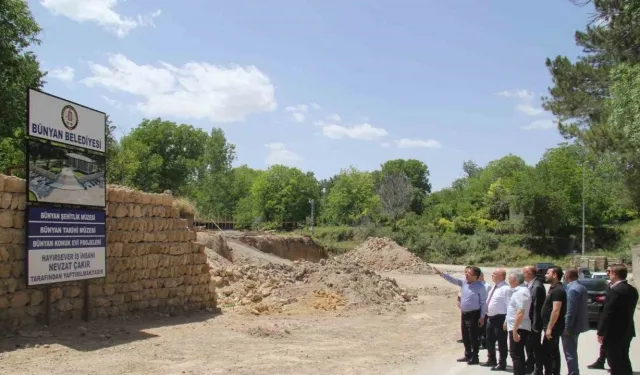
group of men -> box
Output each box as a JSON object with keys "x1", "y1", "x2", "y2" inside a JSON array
[{"x1": 433, "y1": 264, "x2": 638, "y2": 375}]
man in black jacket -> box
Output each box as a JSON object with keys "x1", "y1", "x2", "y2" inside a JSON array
[
  {"x1": 523, "y1": 265, "x2": 547, "y2": 375},
  {"x1": 587, "y1": 268, "x2": 612, "y2": 370},
  {"x1": 597, "y1": 264, "x2": 639, "y2": 375}
]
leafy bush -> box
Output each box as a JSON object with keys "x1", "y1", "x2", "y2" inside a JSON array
[
  {"x1": 436, "y1": 218, "x2": 454, "y2": 232},
  {"x1": 311, "y1": 226, "x2": 355, "y2": 242},
  {"x1": 453, "y1": 216, "x2": 478, "y2": 235}
]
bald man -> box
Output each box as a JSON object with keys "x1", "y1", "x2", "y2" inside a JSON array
[{"x1": 482, "y1": 268, "x2": 511, "y2": 371}]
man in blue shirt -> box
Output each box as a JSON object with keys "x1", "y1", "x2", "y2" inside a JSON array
[
  {"x1": 434, "y1": 265, "x2": 488, "y2": 365},
  {"x1": 562, "y1": 268, "x2": 590, "y2": 375}
]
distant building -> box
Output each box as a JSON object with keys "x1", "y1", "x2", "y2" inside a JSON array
[{"x1": 66, "y1": 153, "x2": 98, "y2": 174}]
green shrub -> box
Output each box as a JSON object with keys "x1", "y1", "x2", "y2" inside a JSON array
[
  {"x1": 453, "y1": 216, "x2": 478, "y2": 235},
  {"x1": 436, "y1": 218, "x2": 454, "y2": 232},
  {"x1": 312, "y1": 226, "x2": 355, "y2": 242}
]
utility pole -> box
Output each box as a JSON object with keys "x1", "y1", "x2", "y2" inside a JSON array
[
  {"x1": 309, "y1": 198, "x2": 315, "y2": 235},
  {"x1": 582, "y1": 157, "x2": 586, "y2": 256}
]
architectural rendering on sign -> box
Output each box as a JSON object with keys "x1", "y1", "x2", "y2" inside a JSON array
[
  {"x1": 28, "y1": 89, "x2": 106, "y2": 153},
  {"x1": 26, "y1": 206, "x2": 106, "y2": 286},
  {"x1": 27, "y1": 140, "x2": 106, "y2": 207}
]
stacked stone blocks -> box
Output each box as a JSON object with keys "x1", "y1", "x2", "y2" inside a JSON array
[{"x1": 0, "y1": 174, "x2": 216, "y2": 330}]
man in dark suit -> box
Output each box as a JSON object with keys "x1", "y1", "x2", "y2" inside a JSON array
[
  {"x1": 523, "y1": 265, "x2": 547, "y2": 375},
  {"x1": 597, "y1": 264, "x2": 639, "y2": 375},
  {"x1": 587, "y1": 267, "x2": 612, "y2": 370}
]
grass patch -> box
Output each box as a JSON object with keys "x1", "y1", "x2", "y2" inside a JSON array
[{"x1": 173, "y1": 197, "x2": 198, "y2": 219}]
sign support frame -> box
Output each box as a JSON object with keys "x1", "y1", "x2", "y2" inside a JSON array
[{"x1": 24, "y1": 87, "x2": 109, "y2": 327}]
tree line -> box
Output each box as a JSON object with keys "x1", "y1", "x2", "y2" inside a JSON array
[{"x1": 2, "y1": 0, "x2": 640, "y2": 258}]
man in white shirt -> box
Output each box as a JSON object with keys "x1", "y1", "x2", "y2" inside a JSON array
[
  {"x1": 506, "y1": 270, "x2": 532, "y2": 375},
  {"x1": 482, "y1": 268, "x2": 510, "y2": 371}
]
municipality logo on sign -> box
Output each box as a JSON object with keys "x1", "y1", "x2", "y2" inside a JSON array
[{"x1": 61, "y1": 104, "x2": 79, "y2": 131}]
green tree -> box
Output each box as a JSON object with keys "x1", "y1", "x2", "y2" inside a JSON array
[
  {"x1": 543, "y1": 0, "x2": 640, "y2": 147},
  {"x1": 462, "y1": 160, "x2": 482, "y2": 178},
  {"x1": 321, "y1": 167, "x2": 379, "y2": 225},
  {"x1": 485, "y1": 179, "x2": 510, "y2": 221},
  {"x1": 115, "y1": 118, "x2": 209, "y2": 193},
  {"x1": 378, "y1": 172, "x2": 413, "y2": 230},
  {"x1": 190, "y1": 128, "x2": 236, "y2": 217},
  {"x1": 381, "y1": 159, "x2": 431, "y2": 214},
  {"x1": 245, "y1": 165, "x2": 320, "y2": 226},
  {"x1": 0, "y1": 0, "x2": 46, "y2": 173}
]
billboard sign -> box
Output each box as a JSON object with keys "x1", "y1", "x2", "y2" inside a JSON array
[
  {"x1": 27, "y1": 89, "x2": 106, "y2": 153},
  {"x1": 26, "y1": 206, "x2": 106, "y2": 286}
]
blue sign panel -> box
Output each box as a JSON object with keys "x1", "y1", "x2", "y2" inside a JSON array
[{"x1": 26, "y1": 206, "x2": 106, "y2": 286}]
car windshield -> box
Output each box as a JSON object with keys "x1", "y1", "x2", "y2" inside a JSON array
[
  {"x1": 536, "y1": 263, "x2": 554, "y2": 268},
  {"x1": 577, "y1": 279, "x2": 608, "y2": 292}
]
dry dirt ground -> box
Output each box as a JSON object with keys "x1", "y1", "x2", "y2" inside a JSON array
[{"x1": 0, "y1": 236, "x2": 472, "y2": 375}]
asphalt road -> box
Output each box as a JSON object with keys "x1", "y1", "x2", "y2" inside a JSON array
[
  {"x1": 410, "y1": 319, "x2": 640, "y2": 375},
  {"x1": 404, "y1": 264, "x2": 640, "y2": 375}
]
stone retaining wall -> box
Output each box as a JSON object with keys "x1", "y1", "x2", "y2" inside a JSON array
[{"x1": 0, "y1": 174, "x2": 216, "y2": 331}]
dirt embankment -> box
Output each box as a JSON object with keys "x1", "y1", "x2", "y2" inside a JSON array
[
  {"x1": 231, "y1": 233, "x2": 328, "y2": 262},
  {"x1": 197, "y1": 231, "x2": 233, "y2": 261}
]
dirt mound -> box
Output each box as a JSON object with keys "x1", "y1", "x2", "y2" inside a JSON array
[
  {"x1": 340, "y1": 237, "x2": 433, "y2": 274},
  {"x1": 231, "y1": 233, "x2": 328, "y2": 262},
  {"x1": 210, "y1": 257, "x2": 416, "y2": 315}
]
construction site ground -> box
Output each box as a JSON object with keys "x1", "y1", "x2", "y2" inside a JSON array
[{"x1": 2, "y1": 233, "x2": 635, "y2": 375}]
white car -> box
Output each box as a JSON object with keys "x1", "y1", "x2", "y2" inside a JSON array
[{"x1": 591, "y1": 272, "x2": 609, "y2": 280}]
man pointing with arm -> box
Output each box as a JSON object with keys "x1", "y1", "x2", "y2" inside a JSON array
[{"x1": 433, "y1": 265, "x2": 488, "y2": 365}]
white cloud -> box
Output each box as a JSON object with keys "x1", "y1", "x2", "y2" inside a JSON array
[
  {"x1": 82, "y1": 53, "x2": 276, "y2": 122},
  {"x1": 515, "y1": 104, "x2": 544, "y2": 116},
  {"x1": 265, "y1": 143, "x2": 303, "y2": 166},
  {"x1": 393, "y1": 138, "x2": 442, "y2": 149},
  {"x1": 498, "y1": 89, "x2": 534, "y2": 100},
  {"x1": 285, "y1": 104, "x2": 308, "y2": 112},
  {"x1": 326, "y1": 113, "x2": 342, "y2": 122},
  {"x1": 522, "y1": 119, "x2": 556, "y2": 131},
  {"x1": 311, "y1": 102, "x2": 320, "y2": 110},
  {"x1": 48, "y1": 66, "x2": 75, "y2": 83},
  {"x1": 291, "y1": 112, "x2": 305, "y2": 123},
  {"x1": 498, "y1": 89, "x2": 546, "y2": 117},
  {"x1": 285, "y1": 104, "x2": 308, "y2": 123},
  {"x1": 101, "y1": 95, "x2": 123, "y2": 110},
  {"x1": 322, "y1": 123, "x2": 388, "y2": 140},
  {"x1": 40, "y1": 0, "x2": 161, "y2": 37}
]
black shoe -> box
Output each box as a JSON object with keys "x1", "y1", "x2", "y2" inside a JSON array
[
  {"x1": 456, "y1": 339, "x2": 464, "y2": 343},
  {"x1": 456, "y1": 357, "x2": 469, "y2": 362},
  {"x1": 481, "y1": 362, "x2": 497, "y2": 367},
  {"x1": 467, "y1": 358, "x2": 480, "y2": 365},
  {"x1": 491, "y1": 365, "x2": 506, "y2": 371},
  {"x1": 587, "y1": 361, "x2": 605, "y2": 370}
]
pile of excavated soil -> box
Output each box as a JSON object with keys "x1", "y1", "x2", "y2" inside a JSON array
[
  {"x1": 210, "y1": 258, "x2": 416, "y2": 316},
  {"x1": 340, "y1": 237, "x2": 433, "y2": 274}
]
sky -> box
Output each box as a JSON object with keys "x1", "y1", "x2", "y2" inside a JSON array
[{"x1": 28, "y1": 0, "x2": 594, "y2": 190}]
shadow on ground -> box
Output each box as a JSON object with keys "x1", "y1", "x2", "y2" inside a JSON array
[{"x1": 0, "y1": 310, "x2": 221, "y2": 354}]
